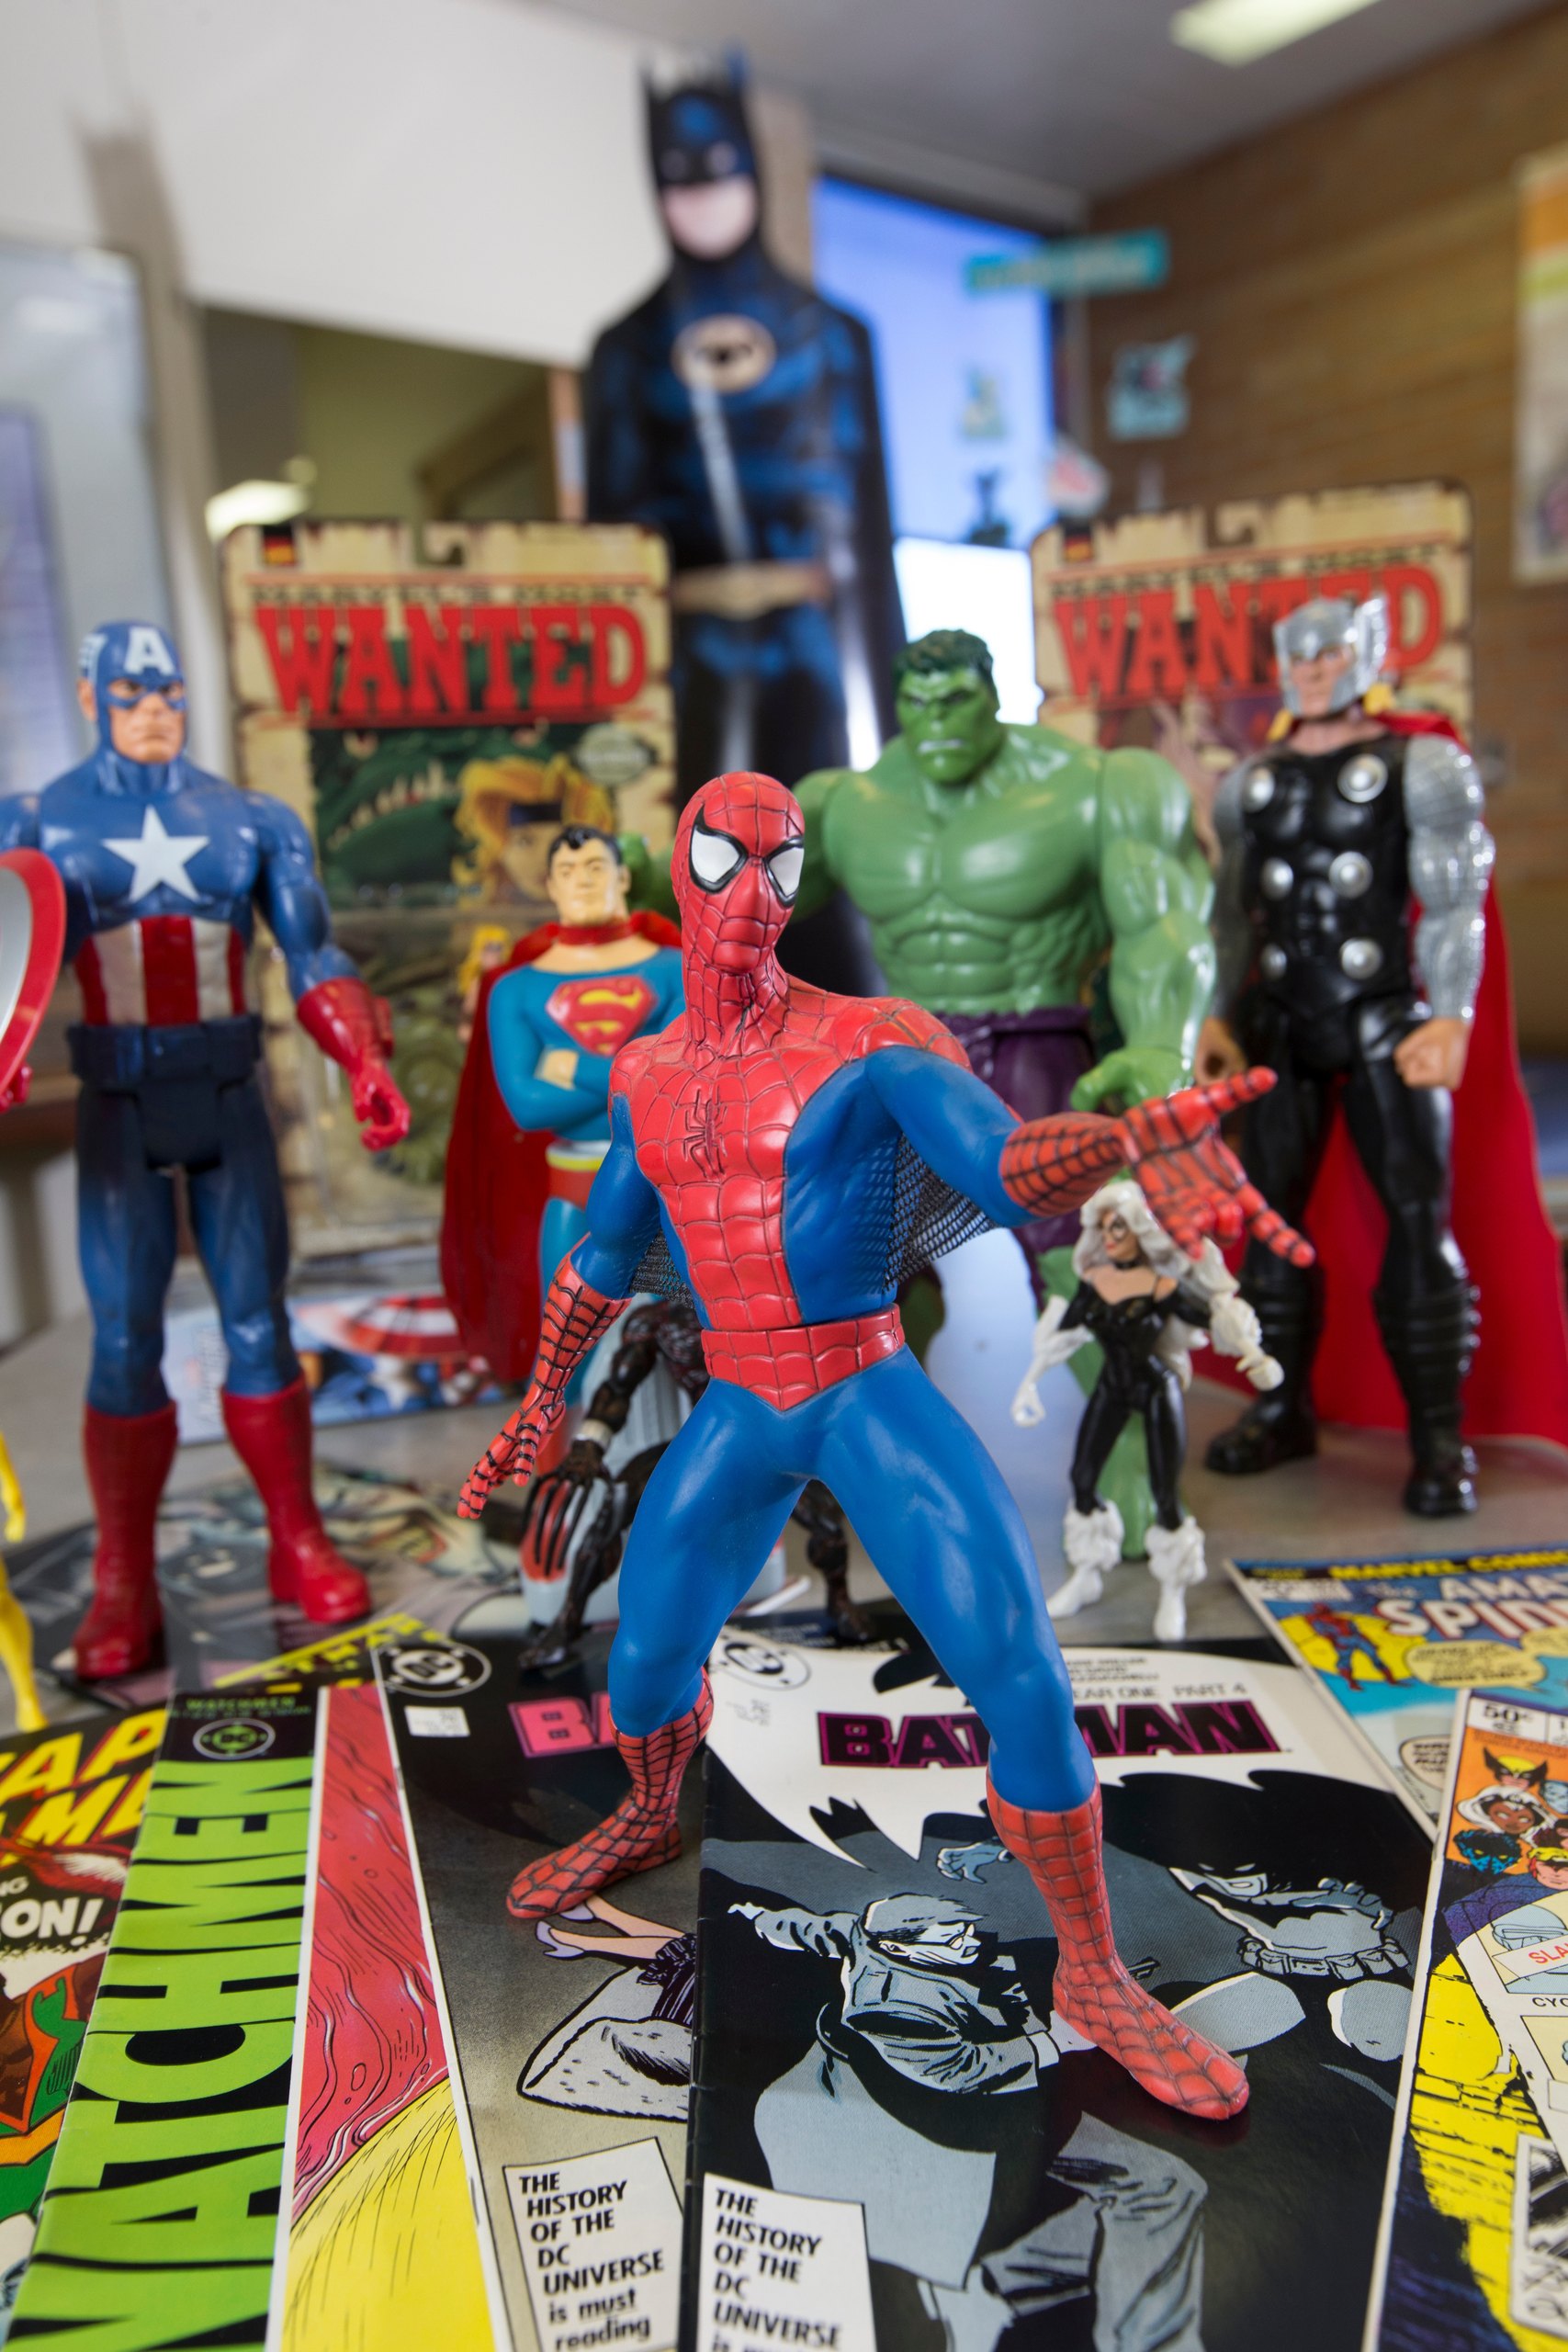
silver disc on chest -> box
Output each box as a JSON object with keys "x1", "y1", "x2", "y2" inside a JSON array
[
  {"x1": 1329, "y1": 850, "x2": 1373, "y2": 899},
  {"x1": 1260, "y1": 857, "x2": 1293, "y2": 899},
  {"x1": 1259, "y1": 944, "x2": 1288, "y2": 980},
  {"x1": 1337, "y1": 752, "x2": 1388, "y2": 805},
  {"x1": 1339, "y1": 937, "x2": 1384, "y2": 980},
  {"x1": 1243, "y1": 765, "x2": 1276, "y2": 811}
]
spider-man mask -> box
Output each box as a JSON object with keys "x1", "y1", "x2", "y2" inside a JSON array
[{"x1": 673, "y1": 773, "x2": 805, "y2": 975}]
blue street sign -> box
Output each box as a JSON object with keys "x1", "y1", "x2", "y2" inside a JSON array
[{"x1": 966, "y1": 229, "x2": 1170, "y2": 299}]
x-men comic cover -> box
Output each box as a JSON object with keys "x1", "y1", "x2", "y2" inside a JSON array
[
  {"x1": 1367, "y1": 1688, "x2": 1568, "y2": 2352},
  {"x1": 379, "y1": 1627, "x2": 692, "y2": 2352},
  {"x1": 0, "y1": 1709, "x2": 162, "y2": 2342},
  {"x1": 690, "y1": 1632, "x2": 1429, "y2": 2352},
  {"x1": 1227, "y1": 1549, "x2": 1568, "y2": 1826}
]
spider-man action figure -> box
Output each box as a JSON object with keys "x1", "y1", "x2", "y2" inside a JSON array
[
  {"x1": 461, "y1": 772, "x2": 1311, "y2": 2122},
  {"x1": 515, "y1": 1292, "x2": 863, "y2": 1664}
]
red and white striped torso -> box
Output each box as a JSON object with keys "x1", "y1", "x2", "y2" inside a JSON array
[{"x1": 74, "y1": 918, "x2": 249, "y2": 1027}]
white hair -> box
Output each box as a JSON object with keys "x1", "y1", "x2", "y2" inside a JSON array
[{"x1": 1072, "y1": 1182, "x2": 1241, "y2": 1386}]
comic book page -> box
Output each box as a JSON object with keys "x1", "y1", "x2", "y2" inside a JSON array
[
  {"x1": 378, "y1": 1628, "x2": 690, "y2": 2352},
  {"x1": 1030, "y1": 483, "x2": 1471, "y2": 854},
  {"x1": 0, "y1": 1708, "x2": 164, "y2": 2341},
  {"x1": 10, "y1": 1690, "x2": 321, "y2": 2348},
  {"x1": 1434, "y1": 1696, "x2": 1568, "y2": 2182},
  {"x1": 1226, "y1": 1549, "x2": 1568, "y2": 1827},
  {"x1": 1366, "y1": 1689, "x2": 1568, "y2": 2352},
  {"x1": 691, "y1": 1631, "x2": 1430, "y2": 2352},
  {"x1": 276, "y1": 1681, "x2": 498, "y2": 2352},
  {"x1": 220, "y1": 517, "x2": 674, "y2": 1249}
]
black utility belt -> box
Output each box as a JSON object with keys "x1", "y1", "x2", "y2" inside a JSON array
[{"x1": 69, "y1": 1014, "x2": 263, "y2": 1091}]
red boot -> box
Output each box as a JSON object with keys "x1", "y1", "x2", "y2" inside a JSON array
[
  {"x1": 220, "y1": 1381, "x2": 369, "y2": 1625},
  {"x1": 76, "y1": 1401, "x2": 179, "y2": 1679},
  {"x1": 987, "y1": 1777, "x2": 1248, "y2": 2121},
  {"x1": 508, "y1": 1676, "x2": 713, "y2": 1919}
]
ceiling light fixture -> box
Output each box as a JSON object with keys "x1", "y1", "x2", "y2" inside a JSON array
[{"x1": 1171, "y1": 0, "x2": 1382, "y2": 66}]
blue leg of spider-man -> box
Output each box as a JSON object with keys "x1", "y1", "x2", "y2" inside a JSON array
[{"x1": 608, "y1": 1348, "x2": 1094, "y2": 1813}]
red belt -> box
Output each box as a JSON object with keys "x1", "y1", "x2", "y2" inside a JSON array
[{"x1": 701, "y1": 1308, "x2": 904, "y2": 1411}]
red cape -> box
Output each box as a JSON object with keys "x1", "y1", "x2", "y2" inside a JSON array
[
  {"x1": 439, "y1": 914, "x2": 681, "y2": 1381},
  {"x1": 1211, "y1": 713, "x2": 1568, "y2": 1446}
]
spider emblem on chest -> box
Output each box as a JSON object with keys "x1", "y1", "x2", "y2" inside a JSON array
[{"x1": 681, "y1": 1091, "x2": 729, "y2": 1182}]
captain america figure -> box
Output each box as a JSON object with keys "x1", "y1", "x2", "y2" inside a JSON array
[
  {"x1": 461, "y1": 768, "x2": 1314, "y2": 2124},
  {"x1": 0, "y1": 621, "x2": 410, "y2": 1677}
]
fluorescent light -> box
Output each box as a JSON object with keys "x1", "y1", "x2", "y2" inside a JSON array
[
  {"x1": 1172, "y1": 0, "x2": 1382, "y2": 66},
  {"x1": 204, "y1": 479, "x2": 310, "y2": 542}
]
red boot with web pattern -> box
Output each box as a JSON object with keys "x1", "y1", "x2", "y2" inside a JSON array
[
  {"x1": 987, "y1": 1776, "x2": 1248, "y2": 2121},
  {"x1": 507, "y1": 1675, "x2": 713, "y2": 1919}
]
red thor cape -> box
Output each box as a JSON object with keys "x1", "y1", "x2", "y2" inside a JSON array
[
  {"x1": 439, "y1": 913, "x2": 681, "y2": 1383},
  {"x1": 1212, "y1": 711, "x2": 1568, "y2": 1447}
]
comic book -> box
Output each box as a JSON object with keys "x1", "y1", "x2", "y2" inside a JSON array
[
  {"x1": 689, "y1": 1629, "x2": 1431, "y2": 2352},
  {"x1": 380, "y1": 1626, "x2": 694, "y2": 2352},
  {"x1": 276, "y1": 1679, "x2": 498, "y2": 2352},
  {"x1": 13, "y1": 1462, "x2": 513, "y2": 1715},
  {"x1": 0, "y1": 1708, "x2": 164, "y2": 2342},
  {"x1": 220, "y1": 517, "x2": 674, "y2": 1247},
  {"x1": 10, "y1": 1689, "x2": 321, "y2": 2346},
  {"x1": 1226, "y1": 1548, "x2": 1568, "y2": 1827},
  {"x1": 1366, "y1": 1687, "x2": 1568, "y2": 2351}
]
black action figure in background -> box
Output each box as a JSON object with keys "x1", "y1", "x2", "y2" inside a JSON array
[
  {"x1": 584, "y1": 55, "x2": 900, "y2": 989},
  {"x1": 1201, "y1": 594, "x2": 1494, "y2": 1516},
  {"x1": 516, "y1": 1295, "x2": 867, "y2": 1663}
]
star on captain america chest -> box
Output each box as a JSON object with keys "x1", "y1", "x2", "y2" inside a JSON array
[
  {"x1": 1238, "y1": 740, "x2": 1411, "y2": 979},
  {"x1": 543, "y1": 973, "x2": 657, "y2": 1057},
  {"x1": 44, "y1": 788, "x2": 265, "y2": 1026}
]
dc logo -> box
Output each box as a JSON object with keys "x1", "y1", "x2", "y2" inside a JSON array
[
  {"x1": 711, "y1": 1634, "x2": 809, "y2": 1690},
  {"x1": 384, "y1": 1643, "x2": 491, "y2": 1695},
  {"x1": 193, "y1": 1717, "x2": 276, "y2": 1760}
]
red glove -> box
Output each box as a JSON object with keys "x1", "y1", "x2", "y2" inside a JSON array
[
  {"x1": 1114, "y1": 1071, "x2": 1314, "y2": 1265},
  {"x1": 458, "y1": 1261, "x2": 626, "y2": 1518},
  {"x1": 296, "y1": 978, "x2": 411, "y2": 1151}
]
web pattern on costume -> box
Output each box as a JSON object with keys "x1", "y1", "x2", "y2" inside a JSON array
[{"x1": 632, "y1": 1138, "x2": 992, "y2": 1304}]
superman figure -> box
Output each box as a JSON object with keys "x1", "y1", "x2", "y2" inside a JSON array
[
  {"x1": 0, "y1": 622, "x2": 410, "y2": 1677},
  {"x1": 462, "y1": 770, "x2": 1314, "y2": 2123},
  {"x1": 441, "y1": 824, "x2": 681, "y2": 1385}
]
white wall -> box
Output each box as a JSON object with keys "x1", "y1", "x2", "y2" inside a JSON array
[{"x1": 0, "y1": 0, "x2": 680, "y2": 367}]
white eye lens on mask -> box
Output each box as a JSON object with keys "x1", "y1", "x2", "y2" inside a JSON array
[
  {"x1": 767, "y1": 842, "x2": 804, "y2": 900},
  {"x1": 689, "y1": 822, "x2": 744, "y2": 888}
]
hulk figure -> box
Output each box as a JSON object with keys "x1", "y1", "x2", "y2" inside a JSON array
[
  {"x1": 795, "y1": 628, "x2": 1215, "y2": 1261},
  {"x1": 627, "y1": 628, "x2": 1216, "y2": 1556}
]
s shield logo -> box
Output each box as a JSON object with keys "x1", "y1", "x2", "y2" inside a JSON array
[{"x1": 547, "y1": 975, "x2": 658, "y2": 1055}]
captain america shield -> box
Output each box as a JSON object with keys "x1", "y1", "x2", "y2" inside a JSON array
[{"x1": 0, "y1": 849, "x2": 65, "y2": 1104}]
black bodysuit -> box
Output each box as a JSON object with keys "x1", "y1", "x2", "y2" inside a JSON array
[{"x1": 1062, "y1": 1280, "x2": 1213, "y2": 1528}]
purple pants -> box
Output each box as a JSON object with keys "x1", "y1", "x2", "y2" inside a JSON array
[{"x1": 939, "y1": 1005, "x2": 1096, "y2": 1300}]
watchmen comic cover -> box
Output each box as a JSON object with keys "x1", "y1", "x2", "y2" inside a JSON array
[{"x1": 689, "y1": 1631, "x2": 1429, "y2": 2352}]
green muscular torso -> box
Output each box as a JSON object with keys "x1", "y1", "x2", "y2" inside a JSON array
[{"x1": 795, "y1": 723, "x2": 1216, "y2": 1108}]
